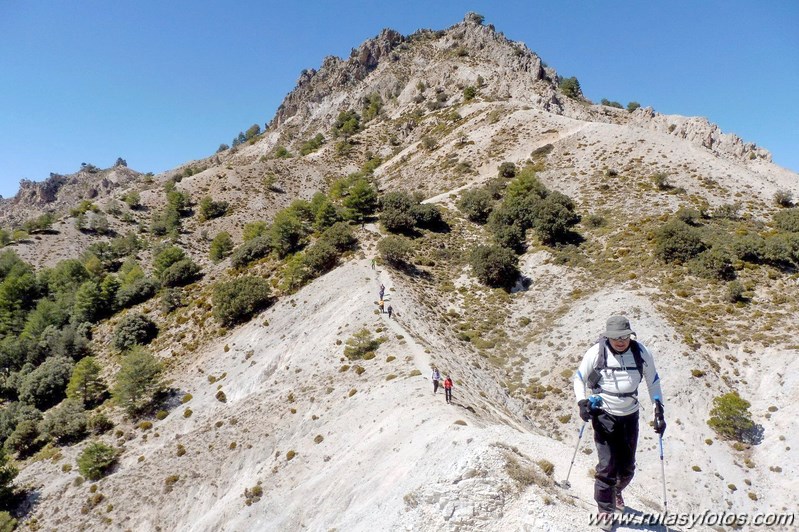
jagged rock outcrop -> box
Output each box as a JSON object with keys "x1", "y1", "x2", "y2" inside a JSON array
[
  {"x1": 271, "y1": 28, "x2": 405, "y2": 128},
  {"x1": 0, "y1": 165, "x2": 142, "y2": 226},
  {"x1": 628, "y1": 106, "x2": 771, "y2": 162}
]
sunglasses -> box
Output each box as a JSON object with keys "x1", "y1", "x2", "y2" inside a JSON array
[{"x1": 609, "y1": 335, "x2": 631, "y2": 341}]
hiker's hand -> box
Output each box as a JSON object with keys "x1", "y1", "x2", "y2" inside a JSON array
[
  {"x1": 578, "y1": 399, "x2": 591, "y2": 422},
  {"x1": 654, "y1": 400, "x2": 666, "y2": 435}
]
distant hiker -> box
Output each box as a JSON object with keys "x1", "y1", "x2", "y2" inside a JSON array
[
  {"x1": 443, "y1": 375, "x2": 453, "y2": 404},
  {"x1": 379, "y1": 284, "x2": 385, "y2": 299},
  {"x1": 573, "y1": 315, "x2": 665, "y2": 530},
  {"x1": 431, "y1": 367, "x2": 441, "y2": 394},
  {"x1": 378, "y1": 299, "x2": 385, "y2": 313},
  {"x1": 371, "y1": 258, "x2": 376, "y2": 269},
  {"x1": 387, "y1": 305, "x2": 393, "y2": 319}
]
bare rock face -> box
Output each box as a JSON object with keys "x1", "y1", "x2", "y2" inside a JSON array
[
  {"x1": 17, "y1": 173, "x2": 69, "y2": 204},
  {"x1": 0, "y1": 165, "x2": 142, "y2": 226},
  {"x1": 629, "y1": 107, "x2": 771, "y2": 163},
  {"x1": 272, "y1": 29, "x2": 404, "y2": 128}
]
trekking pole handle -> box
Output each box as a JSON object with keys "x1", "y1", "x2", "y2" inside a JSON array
[{"x1": 588, "y1": 394, "x2": 603, "y2": 411}]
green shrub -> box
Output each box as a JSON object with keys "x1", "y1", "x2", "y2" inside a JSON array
[
  {"x1": 558, "y1": 77, "x2": 581, "y2": 99},
  {"x1": 377, "y1": 236, "x2": 413, "y2": 267},
  {"x1": 19, "y1": 356, "x2": 75, "y2": 410},
  {"x1": 77, "y1": 441, "x2": 118, "y2": 481},
  {"x1": 319, "y1": 222, "x2": 357, "y2": 251},
  {"x1": 773, "y1": 189, "x2": 794, "y2": 208},
  {"x1": 498, "y1": 162, "x2": 517, "y2": 178},
  {"x1": 341, "y1": 178, "x2": 378, "y2": 221},
  {"x1": 166, "y1": 189, "x2": 191, "y2": 215},
  {"x1": 600, "y1": 99, "x2": 623, "y2": 109},
  {"x1": 87, "y1": 413, "x2": 113, "y2": 435},
  {"x1": 122, "y1": 190, "x2": 141, "y2": 209},
  {"x1": 212, "y1": 276, "x2": 271, "y2": 326},
  {"x1": 112, "y1": 313, "x2": 157, "y2": 351},
  {"x1": 209, "y1": 232, "x2": 234, "y2": 263},
  {"x1": 532, "y1": 191, "x2": 580, "y2": 244},
  {"x1": 707, "y1": 391, "x2": 755, "y2": 442},
  {"x1": 22, "y1": 212, "x2": 55, "y2": 234},
  {"x1": 689, "y1": 248, "x2": 734, "y2": 280},
  {"x1": 300, "y1": 133, "x2": 325, "y2": 156},
  {"x1": 362, "y1": 93, "x2": 383, "y2": 122},
  {"x1": 245, "y1": 123, "x2": 261, "y2": 140},
  {"x1": 627, "y1": 101, "x2": 641, "y2": 112},
  {"x1": 160, "y1": 259, "x2": 201, "y2": 287},
  {"x1": 116, "y1": 277, "x2": 159, "y2": 309},
  {"x1": 381, "y1": 191, "x2": 416, "y2": 233},
  {"x1": 153, "y1": 246, "x2": 187, "y2": 278},
  {"x1": 469, "y1": 245, "x2": 519, "y2": 289},
  {"x1": 458, "y1": 188, "x2": 495, "y2": 224},
  {"x1": 411, "y1": 203, "x2": 443, "y2": 229},
  {"x1": 344, "y1": 329, "x2": 384, "y2": 360},
  {"x1": 333, "y1": 110, "x2": 361, "y2": 138},
  {"x1": 773, "y1": 208, "x2": 799, "y2": 232},
  {"x1": 0, "y1": 446, "x2": 18, "y2": 509},
  {"x1": 463, "y1": 86, "x2": 477, "y2": 101},
  {"x1": 230, "y1": 236, "x2": 272, "y2": 268},
  {"x1": 654, "y1": 219, "x2": 706, "y2": 263},
  {"x1": 242, "y1": 221, "x2": 269, "y2": 241},
  {"x1": 112, "y1": 345, "x2": 163, "y2": 416},
  {"x1": 39, "y1": 399, "x2": 88, "y2": 444},
  {"x1": 714, "y1": 203, "x2": 740, "y2": 220},
  {"x1": 4, "y1": 419, "x2": 42, "y2": 457},
  {"x1": 303, "y1": 241, "x2": 338, "y2": 275},
  {"x1": 487, "y1": 210, "x2": 526, "y2": 251},
  {"x1": 763, "y1": 233, "x2": 799, "y2": 266},
  {"x1": 270, "y1": 210, "x2": 308, "y2": 258},
  {"x1": 584, "y1": 214, "x2": 606, "y2": 228},
  {"x1": 675, "y1": 207, "x2": 702, "y2": 226},
  {"x1": 731, "y1": 234, "x2": 766, "y2": 263},
  {"x1": 0, "y1": 511, "x2": 16, "y2": 531},
  {"x1": 198, "y1": 196, "x2": 229, "y2": 222},
  {"x1": 726, "y1": 281, "x2": 745, "y2": 303}
]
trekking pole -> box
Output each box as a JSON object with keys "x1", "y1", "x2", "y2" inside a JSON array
[
  {"x1": 654, "y1": 397, "x2": 667, "y2": 515},
  {"x1": 560, "y1": 395, "x2": 601, "y2": 488},
  {"x1": 658, "y1": 434, "x2": 667, "y2": 514},
  {"x1": 560, "y1": 419, "x2": 587, "y2": 489}
]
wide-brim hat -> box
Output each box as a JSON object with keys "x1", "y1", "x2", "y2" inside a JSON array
[{"x1": 604, "y1": 315, "x2": 635, "y2": 338}]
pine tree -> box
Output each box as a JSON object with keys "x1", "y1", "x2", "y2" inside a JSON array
[
  {"x1": 112, "y1": 346, "x2": 163, "y2": 416},
  {"x1": 67, "y1": 356, "x2": 106, "y2": 407}
]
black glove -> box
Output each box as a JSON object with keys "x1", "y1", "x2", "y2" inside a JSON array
[
  {"x1": 578, "y1": 399, "x2": 591, "y2": 422},
  {"x1": 654, "y1": 400, "x2": 666, "y2": 435}
]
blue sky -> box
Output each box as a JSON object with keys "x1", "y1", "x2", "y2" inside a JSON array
[{"x1": 1, "y1": 1, "x2": 797, "y2": 200}]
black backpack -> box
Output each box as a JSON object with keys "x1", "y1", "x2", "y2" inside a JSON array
[{"x1": 585, "y1": 338, "x2": 645, "y2": 398}]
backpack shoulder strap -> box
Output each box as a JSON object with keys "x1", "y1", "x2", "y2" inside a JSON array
[
  {"x1": 629, "y1": 340, "x2": 645, "y2": 380},
  {"x1": 585, "y1": 339, "x2": 607, "y2": 392}
]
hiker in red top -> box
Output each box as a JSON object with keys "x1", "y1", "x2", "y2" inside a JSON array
[{"x1": 443, "y1": 375, "x2": 453, "y2": 404}]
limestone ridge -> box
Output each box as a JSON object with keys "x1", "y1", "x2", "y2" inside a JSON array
[
  {"x1": 270, "y1": 12, "x2": 769, "y2": 165},
  {"x1": 0, "y1": 164, "x2": 141, "y2": 226},
  {"x1": 270, "y1": 14, "x2": 556, "y2": 131}
]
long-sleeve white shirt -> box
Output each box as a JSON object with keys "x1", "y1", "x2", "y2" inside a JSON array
[{"x1": 573, "y1": 341, "x2": 663, "y2": 416}]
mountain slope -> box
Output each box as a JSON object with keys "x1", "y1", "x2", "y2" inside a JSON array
[{"x1": 4, "y1": 12, "x2": 799, "y2": 532}]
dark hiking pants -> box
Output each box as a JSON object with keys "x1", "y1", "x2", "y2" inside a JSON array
[
  {"x1": 433, "y1": 380, "x2": 439, "y2": 394},
  {"x1": 445, "y1": 388, "x2": 452, "y2": 403},
  {"x1": 592, "y1": 410, "x2": 639, "y2": 513}
]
